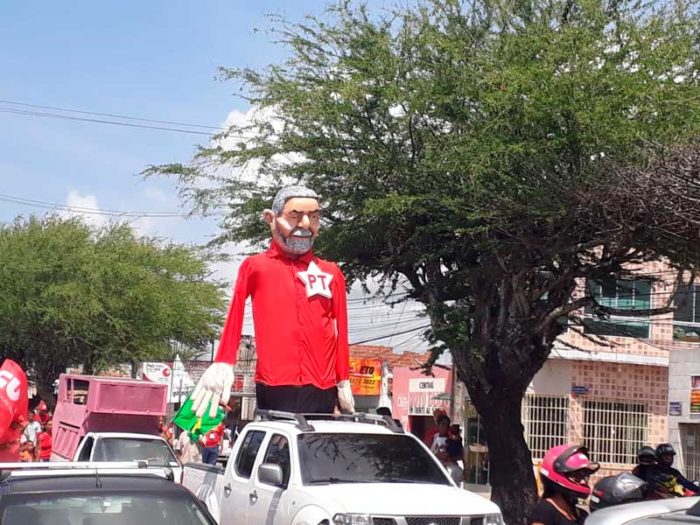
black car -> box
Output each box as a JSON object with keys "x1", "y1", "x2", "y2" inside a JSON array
[{"x1": 0, "y1": 473, "x2": 217, "y2": 525}]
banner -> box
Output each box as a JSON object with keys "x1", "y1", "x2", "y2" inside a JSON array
[
  {"x1": 349, "y1": 358, "x2": 382, "y2": 396},
  {"x1": 691, "y1": 376, "x2": 700, "y2": 414}
]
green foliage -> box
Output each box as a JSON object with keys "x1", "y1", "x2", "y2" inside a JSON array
[
  {"x1": 149, "y1": 1, "x2": 700, "y2": 520},
  {"x1": 0, "y1": 216, "x2": 225, "y2": 393}
]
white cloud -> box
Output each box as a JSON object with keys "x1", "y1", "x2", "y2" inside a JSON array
[{"x1": 61, "y1": 189, "x2": 108, "y2": 229}]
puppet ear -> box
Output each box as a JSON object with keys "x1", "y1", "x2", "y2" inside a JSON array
[{"x1": 262, "y1": 209, "x2": 275, "y2": 225}]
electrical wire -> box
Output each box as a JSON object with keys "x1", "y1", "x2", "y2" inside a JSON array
[
  {"x1": 0, "y1": 98, "x2": 221, "y2": 130},
  {"x1": 0, "y1": 107, "x2": 215, "y2": 136},
  {"x1": 0, "y1": 192, "x2": 186, "y2": 218}
]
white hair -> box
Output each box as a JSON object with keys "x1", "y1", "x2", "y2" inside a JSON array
[{"x1": 271, "y1": 185, "x2": 320, "y2": 215}]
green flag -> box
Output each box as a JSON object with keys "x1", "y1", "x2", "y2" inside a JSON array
[{"x1": 173, "y1": 397, "x2": 224, "y2": 442}]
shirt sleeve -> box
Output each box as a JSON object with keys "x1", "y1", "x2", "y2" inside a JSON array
[
  {"x1": 332, "y1": 266, "x2": 350, "y2": 382},
  {"x1": 215, "y1": 258, "x2": 253, "y2": 364}
]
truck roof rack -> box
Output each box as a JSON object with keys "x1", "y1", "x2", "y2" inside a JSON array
[
  {"x1": 254, "y1": 410, "x2": 404, "y2": 434},
  {"x1": 0, "y1": 461, "x2": 175, "y2": 483}
]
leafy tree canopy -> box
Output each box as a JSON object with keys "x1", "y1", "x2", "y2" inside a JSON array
[
  {"x1": 0, "y1": 216, "x2": 225, "y2": 405},
  {"x1": 150, "y1": 1, "x2": 700, "y2": 522}
]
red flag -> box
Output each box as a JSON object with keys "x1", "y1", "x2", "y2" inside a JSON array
[{"x1": 0, "y1": 360, "x2": 28, "y2": 461}]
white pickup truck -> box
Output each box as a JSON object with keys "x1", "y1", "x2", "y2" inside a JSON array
[{"x1": 182, "y1": 410, "x2": 502, "y2": 525}]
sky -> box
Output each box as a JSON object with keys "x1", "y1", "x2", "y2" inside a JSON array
[{"x1": 0, "y1": 0, "x2": 431, "y2": 355}]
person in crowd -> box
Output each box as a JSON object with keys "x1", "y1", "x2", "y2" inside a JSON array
[
  {"x1": 36, "y1": 401, "x2": 51, "y2": 427},
  {"x1": 528, "y1": 444, "x2": 599, "y2": 525},
  {"x1": 423, "y1": 408, "x2": 447, "y2": 447},
  {"x1": 175, "y1": 429, "x2": 202, "y2": 464},
  {"x1": 158, "y1": 416, "x2": 174, "y2": 445},
  {"x1": 37, "y1": 420, "x2": 52, "y2": 462},
  {"x1": 645, "y1": 443, "x2": 700, "y2": 498},
  {"x1": 21, "y1": 410, "x2": 41, "y2": 447},
  {"x1": 200, "y1": 422, "x2": 224, "y2": 465},
  {"x1": 430, "y1": 415, "x2": 464, "y2": 484},
  {"x1": 19, "y1": 440, "x2": 36, "y2": 462}
]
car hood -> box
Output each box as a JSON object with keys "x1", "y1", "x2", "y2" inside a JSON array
[{"x1": 300, "y1": 483, "x2": 500, "y2": 516}]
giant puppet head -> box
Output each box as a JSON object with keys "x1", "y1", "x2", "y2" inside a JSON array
[{"x1": 263, "y1": 185, "x2": 321, "y2": 256}]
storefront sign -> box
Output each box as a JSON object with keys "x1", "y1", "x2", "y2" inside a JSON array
[
  {"x1": 141, "y1": 362, "x2": 171, "y2": 384},
  {"x1": 692, "y1": 377, "x2": 700, "y2": 414},
  {"x1": 349, "y1": 358, "x2": 382, "y2": 396},
  {"x1": 571, "y1": 384, "x2": 589, "y2": 396},
  {"x1": 408, "y1": 377, "x2": 446, "y2": 393},
  {"x1": 669, "y1": 402, "x2": 682, "y2": 416}
]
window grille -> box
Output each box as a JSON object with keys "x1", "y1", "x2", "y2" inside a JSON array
[
  {"x1": 583, "y1": 401, "x2": 647, "y2": 465},
  {"x1": 522, "y1": 395, "x2": 570, "y2": 459},
  {"x1": 680, "y1": 424, "x2": 700, "y2": 480}
]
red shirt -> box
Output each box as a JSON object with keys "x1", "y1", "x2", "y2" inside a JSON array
[
  {"x1": 38, "y1": 432, "x2": 52, "y2": 460},
  {"x1": 215, "y1": 243, "x2": 349, "y2": 389},
  {"x1": 202, "y1": 425, "x2": 224, "y2": 448}
]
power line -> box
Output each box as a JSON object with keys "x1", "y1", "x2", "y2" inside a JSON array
[
  {"x1": 0, "y1": 192, "x2": 186, "y2": 218},
  {"x1": 350, "y1": 324, "x2": 430, "y2": 345},
  {"x1": 0, "y1": 98, "x2": 221, "y2": 130},
  {"x1": 0, "y1": 107, "x2": 215, "y2": 136}
]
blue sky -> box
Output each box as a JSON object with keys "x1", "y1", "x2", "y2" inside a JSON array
[{"x1": 0, "y1": 0, "x2": 430, "y2": 353}]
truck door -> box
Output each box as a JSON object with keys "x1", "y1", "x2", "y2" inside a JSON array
[
  {"x1": 219, "y1": 429, "x2": 266, "y2": 524},
  {"x1": 247, "y1": 433, "x2": 292, "y2": 525}
]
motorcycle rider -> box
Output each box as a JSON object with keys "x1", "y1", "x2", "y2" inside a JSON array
[
  {"x1": 632, "y1": 446, "x2": 657, "y2": 484},
  {"x1": 529, "y1": 444, "x2": 600, "y2": 525},
  {"x1": 646, "y1": 443, "x2": 700, "y2": 498}
]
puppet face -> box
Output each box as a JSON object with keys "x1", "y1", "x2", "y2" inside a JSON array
[{"x1": 264, "y1": 197, "x2": 321, "y2": 256}]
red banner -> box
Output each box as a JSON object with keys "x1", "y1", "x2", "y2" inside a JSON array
[{"x1": 349, "y1": 358, "x2": 382, "y2": 396}]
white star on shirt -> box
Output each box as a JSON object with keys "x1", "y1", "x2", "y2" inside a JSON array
[{"x1": 297, "y1": 261, "x2": 334, "y2": 299}]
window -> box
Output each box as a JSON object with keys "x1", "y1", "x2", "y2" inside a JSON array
[
  {"x1": 583, "y1": 401, "x2": 647, "y2": 465},
  {"x1": 522, "y1": 395, "x2": 570, "y2": 459},
  {"x1": 584, "y1": 278, "x2": 651, "y2": 338},
  {"x1": 93, "y1": 438, "x2": 178, "y2": 465},
  {"x1": 297, "y1": 433, "x2": 451, "y2": 485},
  {"x1": 674, "y1": 284, "x2": 700, "y2": 342},
  {"x1": 77, "y1": 437, "x2": 93, "y2": 462},
  {"x1": 1, "y1": 492, "x2": 212, "y2": 525},
  {"x1": 262, "y1": 434, "x2": 291, "y2": 486},
  {"x1": 235, "y1": 430, "x2": 265, "y2": 478}
]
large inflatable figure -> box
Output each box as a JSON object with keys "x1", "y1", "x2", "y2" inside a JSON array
[
  {"x1": 0, "y1": 359, "x2": 28, "y2": 461},
  {"x1": 191, "y1": 186, "x2": 354, "y2": 417}
]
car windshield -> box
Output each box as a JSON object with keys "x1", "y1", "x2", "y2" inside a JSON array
[
  {"x1": 297, "y1": 432, "x2": 451, "y2": 485},
  {"x1": 1, "y1": 492, "x2": 211, "y2": 525},
  {"x1": 93, "y1": 438, "x2": 178, "y2": 466}
]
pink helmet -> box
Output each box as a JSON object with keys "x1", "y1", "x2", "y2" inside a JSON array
[{"x1": 540, "y1": 444, "x2": 600, "y2": 498}]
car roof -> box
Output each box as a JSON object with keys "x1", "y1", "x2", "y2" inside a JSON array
[
  {"x1": 88, "y1": 432, "x2": 166, "y2": 440},
  {"x1": 1, "y1": 474, "x2": 183, "y2": 496},
  {"x1": 246, "y1": 419, "x2": 400, "y2": 435}
]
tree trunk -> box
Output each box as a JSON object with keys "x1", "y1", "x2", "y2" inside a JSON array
[
  {"x1": 35, "y1": 373, "x2": 57, "y2": 412},
  {"x1": 471, "y1": 390, "x2": 538, "y2": 525}
]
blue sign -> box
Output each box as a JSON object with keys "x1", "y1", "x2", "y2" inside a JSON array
[
  {"x1": 670, "y1": 402, "x2": 682, "y2": 416},
  {"x1": 571, "y1": 384, "x2": 589, "y2": 395}
]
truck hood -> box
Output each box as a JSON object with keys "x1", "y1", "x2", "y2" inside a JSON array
[{"x1": 299, "y1": 483, "x2": 500, "y2": 516}]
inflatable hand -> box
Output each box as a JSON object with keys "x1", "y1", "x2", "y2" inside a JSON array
[
  {"x1": 337, "y1": 380, "x2": 355, "y2": 413},
  {"x1": 0, "y1": 359, "x2": 28, "y2": 461},
  {"x1": 191, "y1": 362, "x2": 234, "y2": 418}
]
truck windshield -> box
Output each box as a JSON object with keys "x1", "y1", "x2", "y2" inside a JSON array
[
  {"x1": 297, "y1": 433, "x2": 451, "y2": 485},
  {"x1": 1, "y1": 492, "x2": 211, "y2": 524},
  {"x1": 93, "y1": 438, "x2": 178, "y2": 466}
]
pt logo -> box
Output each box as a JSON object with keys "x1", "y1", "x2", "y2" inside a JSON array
[
  {"x1": 0, "y1": 371, "x2": 20, "y2": 401},
  {"x1": 297, "y1": 261, "x2": 334, "y2": 299}
]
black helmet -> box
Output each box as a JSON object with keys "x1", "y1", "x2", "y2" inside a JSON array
[
  {"x1": 656, "y1": 443, "x2": 676, "y2": 458},
  {"x1": 590, "y1": 473, "x2": 646, "y2": 511},
  {"x1": 638, "y1": 446, "x2": 657, "y2": 465}
]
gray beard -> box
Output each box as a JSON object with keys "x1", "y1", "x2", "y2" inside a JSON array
[{"x1": 277, "y1": 227, "x2": 314, "y2": 255}]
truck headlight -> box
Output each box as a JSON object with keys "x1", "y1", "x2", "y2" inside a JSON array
[
  {"x1": 333, "y1": 514, "x2": 372, "y2": 525},
  {"x1": 484, "y1": 514, "x2": 504, "y2": 525}
]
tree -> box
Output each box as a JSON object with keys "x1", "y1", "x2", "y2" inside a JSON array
[
  {"x1": 0, "y1": 216, "x2": 225, "y2": 407},
  {"x1": 150, "y1": 1, "x2": 700, "y2": 522}
]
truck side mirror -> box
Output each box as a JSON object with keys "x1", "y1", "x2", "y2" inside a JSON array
[{"x1": 258, "y1": 463, "x2": 284, "y2": 487}]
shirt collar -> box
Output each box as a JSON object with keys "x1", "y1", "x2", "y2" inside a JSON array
[{"x1": 266, "y1": 241, "x2": 315, "y2": 264}]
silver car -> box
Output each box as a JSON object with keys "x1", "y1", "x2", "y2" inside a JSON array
[{"x1": 586, "y1": 497, "x2": 700, "y2": 525}]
